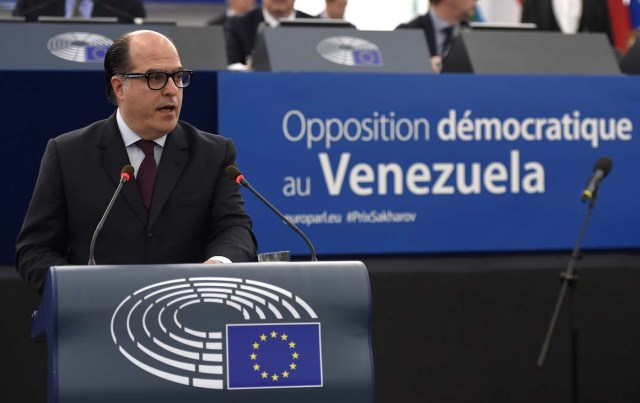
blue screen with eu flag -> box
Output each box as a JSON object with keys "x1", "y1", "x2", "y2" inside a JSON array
[
  {"x1": 226, "y1": 323, "x2": 323, "y2": 389},
  {"x1": 85, "y1": 46, "x2": 109, "y2": 62},
  {"x1": 353, "y1": 49, "x2": 382, "y2": 65}
]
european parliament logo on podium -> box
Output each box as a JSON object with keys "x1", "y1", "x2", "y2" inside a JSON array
[{"x1": 110, "y1": 276, "x2": 323, "y2": 391}]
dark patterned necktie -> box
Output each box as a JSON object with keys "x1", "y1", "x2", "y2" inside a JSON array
[
  {"x1": 136, "y1": 140, "x2": 157, "y2": 211},
  {"x1": 442, "y1": 25, "x2": 455, "y2": 57}
]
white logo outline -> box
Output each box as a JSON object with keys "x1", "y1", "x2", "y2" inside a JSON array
[
  {"x1": 47, "y1": 32, "x2": 112, "y2": 63},
  {"x1": 316, "y1": 36, "x2": 383, "y2": 67},
  {"x1": 111, "y1": 277, "x2": 319, "y2": 390}
]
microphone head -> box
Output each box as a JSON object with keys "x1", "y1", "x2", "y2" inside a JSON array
[
  {"x1": 121, "y1": 165, "x2": 135, "y2": 182},
  {"x1": 225, "y1": 165, "x2": 244, "y2": 184},
  {"x1": 594, "y1": 157, "x2": 612, "y2": 176}
]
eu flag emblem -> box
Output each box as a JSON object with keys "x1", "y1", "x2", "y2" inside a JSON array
[
  {"x1": 353, "y1": 49, "x2": 382, "y2": 66},
  {"x1": 85, "y1": 46, "x2": 109, "y2": 62},
  {"x1": 226, "y1": 323, "x2": 323, "y2": 389}
]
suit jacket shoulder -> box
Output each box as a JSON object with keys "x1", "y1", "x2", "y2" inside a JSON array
[
  {"x1": 208, "y1": 12, "x2": 227, "y2": 26},
  {"x1": 226, "y1": 8, "x2": 264, "y2": 64},
  {"x1": 396, "y1": 13, "x2": 436, "y2": 57}
]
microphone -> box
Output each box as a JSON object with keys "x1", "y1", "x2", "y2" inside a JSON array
[
  {"x1": 581, "y1": 157, "x2": 612, "y2": 202},
  {"x1": 225, "y1": 165, "x2": 318, "y2": 262},
  {"x1": 88, "y1": 165, "x2": 135, "y2": 265}
]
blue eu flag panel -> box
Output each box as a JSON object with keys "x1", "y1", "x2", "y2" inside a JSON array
[
  {"x1": 353, "y1": 49, "x2": 382, "y2": 66},
  {"x1": 226, "y1": 323, "x2": 323, "y2": 389}
]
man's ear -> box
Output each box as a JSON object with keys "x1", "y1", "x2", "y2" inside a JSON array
[{"x1": 111, "y1": 75, "x2": 125, "y2": 100}]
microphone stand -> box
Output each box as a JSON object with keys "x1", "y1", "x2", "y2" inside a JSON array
[
  {"x1": 242, "y1": 181, "x2": 318, "y2": 262},
  {"x1": 225, "y1": 166, "x2": 318, "y2": 262},
  {"x1": 537, "y1": 191, "x2": 599, "y2": 403},
  {"x1": 88, "y1": 176, "x2": 128, "y2": 265}
]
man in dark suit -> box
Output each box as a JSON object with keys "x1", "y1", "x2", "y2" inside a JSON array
[
  {"x1": 226, "y1": 0, "x2": 315, "y2": 66},
  {"x1": 521, "y1": 0, "x2": 611, "y2": 42},
  {"x1": 13, "y1": 0, "x2": 146, "y2": 23},
  {"x1": 396, "y1": 0, "x2": 475, "y2": 72},
  {"x1": 15, "y1": 30, "x2": 257, "y2": 293}
]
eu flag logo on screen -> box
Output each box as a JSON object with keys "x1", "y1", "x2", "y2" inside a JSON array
[
  {"x1": 227, "y1": 323, "x2": 323, "y2": 389},
  {"x1": 353, "y1": 49, "x2": 382, "y2": 66},
  {"x1": 85, "y1": 46, "x2": 109, "y2": 62}
]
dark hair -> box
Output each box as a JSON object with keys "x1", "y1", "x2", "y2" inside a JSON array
[
  {"x1": 104, "y1": 33, "x2": 133, "y2": 105},
  {"x1": 430, "y1": 0, "x2": 443, "y2": 4}
]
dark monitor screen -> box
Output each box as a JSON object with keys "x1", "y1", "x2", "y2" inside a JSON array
[
  {"x1": 252, "y1": 26, "x2": 433, "y2": 73},
  {"x1": 442, "y1": 30, "x2": 620, "y2": 75}
]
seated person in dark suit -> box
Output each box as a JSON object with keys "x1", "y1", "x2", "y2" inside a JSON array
[
  {"x1": 396, "y1": 0, "x2": 475, "y2": 73},
  {"x1": 208, "y1": 0, "x2": 256, "y2": 26},
  {"x1": 15, "y1": 30, "x2": 257, "y2": 293},
  {"x1": 521, "y1": 0, "x2": 611, "y2": 42},
  {"x1": 226, "y1": 0, "x2": 315, "y2": 66},
  {"x1": 13, "y1": 0, "x2": 146, "y2": 23}
]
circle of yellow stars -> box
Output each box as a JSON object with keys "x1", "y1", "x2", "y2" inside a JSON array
[{"x1": 249, "y1": 330, "x2": 299, "y2": 382}]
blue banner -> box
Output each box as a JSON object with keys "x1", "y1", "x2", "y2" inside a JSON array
[{"x1": 218, "y1": 73, "x2": 640, "y2": 256}]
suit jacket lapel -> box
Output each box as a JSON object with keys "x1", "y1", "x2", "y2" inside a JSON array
[
  {"x1": 97, "y1": 114, "x2": 149, "y2": 226},
  {"x1": 148, "y1": 126, "x2": 189, "y2": 228},
  {"x1": 424, "y1": 13, "x2": 437, "y2": 58}
]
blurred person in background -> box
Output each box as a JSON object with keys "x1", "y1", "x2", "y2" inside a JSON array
[
  {"x1": 13, "y1": 0, "x2": 146, "y2": 23},
  {"x1": 226, "y1": 0, "x2": 315, "y2": 66},
  {"x1": 396, "y1": 0, "x2": 476, "y2": 73},
  {"x1": 521, "y1": 0, "x2": 611, "y2": 43}
]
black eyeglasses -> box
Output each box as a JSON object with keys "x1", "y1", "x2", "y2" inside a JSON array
[{"x1": 119, "y1": 70, "x2": 193, "y2": 90}]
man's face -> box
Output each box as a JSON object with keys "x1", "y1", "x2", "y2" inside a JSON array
[
  {"x1": 263, "y1": 0, "x2": 295, "y2": 19},
  {"x1": 326, "y1": 0, "x2": 347, "y2": 19},
  {"x1": 450, "y1": 0, "x2": 476, "y2": 21},
  {"x1": 112, "y1": 32, "x2": 183, "y2": 140}
]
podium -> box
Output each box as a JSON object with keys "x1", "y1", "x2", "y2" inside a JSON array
[{"x1": 32, "y1": 262, "x2": 374, "y2": 403}]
